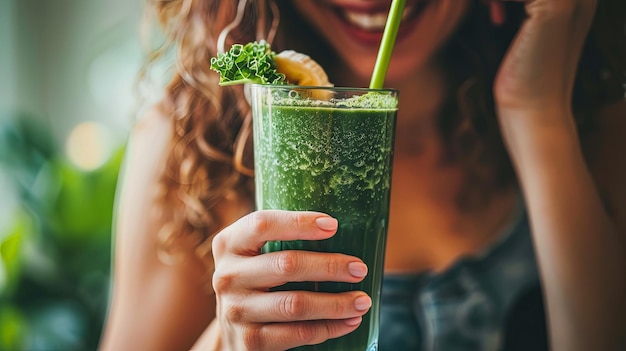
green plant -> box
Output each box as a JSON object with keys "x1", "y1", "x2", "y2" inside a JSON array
[{"x1": 0, "y1": 114, "x2": 125, "y2": 350}]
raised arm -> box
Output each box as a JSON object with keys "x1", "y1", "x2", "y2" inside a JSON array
[
  {"x1": 492, "y1": 0, "x2": 626, "y2": 349},
  {"x1": 502, "y1": 101, "x2": 626, "y2": 351}
]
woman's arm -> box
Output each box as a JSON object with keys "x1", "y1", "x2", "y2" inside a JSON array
[
  {"x1": 99, "y1": 108, "x2": 216, "y2": 351},
  {"x1": 500, "y1": 103, "x2": 626, "y2": 351},
  {"x1": 492, "y1": 0, "x2": 626, "y2": 349}
]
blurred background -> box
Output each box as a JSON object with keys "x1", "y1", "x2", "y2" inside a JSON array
[{"x1": 0, "y1": 0, "x2": 157, "y2": 349}]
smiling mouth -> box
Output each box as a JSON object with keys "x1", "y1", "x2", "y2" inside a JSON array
[{"x1": 337, "y1": 1, "x2": 433, "y2": 32}]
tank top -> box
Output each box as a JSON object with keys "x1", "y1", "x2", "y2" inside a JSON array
[{"x1": 379, "y1": 204, "x2": 548, "y2": 351}]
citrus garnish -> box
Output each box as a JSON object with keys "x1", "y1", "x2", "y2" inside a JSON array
[{"x1": 274, "y1": 50, "x2": 332, "y2": 87}]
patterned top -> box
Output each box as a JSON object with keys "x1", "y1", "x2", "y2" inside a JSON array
[{"x1": 378, "y1": 204, "x2": 547, "y2": 351}]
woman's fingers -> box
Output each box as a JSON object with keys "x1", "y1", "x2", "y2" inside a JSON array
[
  {"x1": 225, "y1": 290, "x2": 371, "y2": 323},
  {"x1": 494, "y1": 0, "x2": 597, "y2": 113},
  {"x1": 213, "y1": 210, "x2": 338, "y2": 258},
  {"x1": 212, "y1": 210, "x2": 370, "y2": 350},
  {"x1": 214, "y1": 251, "x2": 368, "y2": 290},
  {"x1": 239, "y1": 318, "x2": 363, "y2": 351}
]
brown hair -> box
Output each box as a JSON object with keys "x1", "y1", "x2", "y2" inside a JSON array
[{"x1": 142, "y1": 0, "x2": 625, "y2": 263}]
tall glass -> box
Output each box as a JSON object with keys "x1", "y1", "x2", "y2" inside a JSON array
[{"x1": 250, "y1": 84, "x2": 397, "y2": 351}]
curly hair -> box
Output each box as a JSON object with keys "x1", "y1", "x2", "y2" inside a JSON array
[{"x1": 142, "y1": 0, "x2": 625, "y2": 265}]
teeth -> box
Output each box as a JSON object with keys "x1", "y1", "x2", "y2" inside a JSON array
[
  {"x1": 344, "y1": 12, "x2": 388, "y2": 30},
  {"x1": 343, "y1": 5, "x2": 414, "y2": 31}
]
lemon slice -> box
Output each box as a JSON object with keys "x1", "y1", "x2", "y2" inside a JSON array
[{"x1": 274, "y1": 50, "x2": 333, "y2": 87}]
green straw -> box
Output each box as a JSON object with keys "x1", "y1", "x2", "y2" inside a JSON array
[{"x1": 369, "y1": 0, "x2": 406, "y2": 89}]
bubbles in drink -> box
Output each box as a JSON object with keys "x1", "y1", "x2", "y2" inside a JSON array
[{"x1": 254, "y1": 94, "x2": 396, "y2": 218}]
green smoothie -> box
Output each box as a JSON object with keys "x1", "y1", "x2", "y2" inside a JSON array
[{"x1": 251, "y1": 85, "x2": 397, "y2": 351}]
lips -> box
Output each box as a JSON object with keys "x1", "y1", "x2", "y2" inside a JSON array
[{"x1": 334, "y1": 1, "x2": 434, "y2": 33}]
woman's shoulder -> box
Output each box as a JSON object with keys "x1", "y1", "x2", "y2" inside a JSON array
[
  {"x1": 115, "y1": 103, "x2": 174, "y2": 233},
  {"x1": 128, "y1": 103, "x2": 173, "y2": 165},
  {"x1": 121, "y1": 103, "x2": 173, "y2": 185},
  {"x1": 102, "y1": 104, "x2": 216, "y2": 351}
]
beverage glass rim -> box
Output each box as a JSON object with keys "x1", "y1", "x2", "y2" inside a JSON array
[{"x1": 249, "y1": 83, "x2": 398, "y2": 94}]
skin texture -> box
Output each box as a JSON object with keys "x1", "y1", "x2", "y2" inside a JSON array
[
  {"x1": 100, "y1": 0, "x2": 626, "y2": 350},
  {"x1": 492, "y1": 2, "x2": 626, "y2": 348},
  {"x1": 290, "y1": 0, "x2": 471, "y2": 85}
]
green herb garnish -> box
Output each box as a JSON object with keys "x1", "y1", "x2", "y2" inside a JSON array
[{"x1": 210, "y1": 41, "x2": 286, "y2": 86}]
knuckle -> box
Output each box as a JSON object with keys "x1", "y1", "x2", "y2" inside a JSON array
[
  {"x1": 275, "y1": 251, "x2": 300, "y2": 276},
  {"x1": 325, "y1": 259, "x2": 339, "y2": 278},
  {"x1": 211, "y1": 269, "x2": 235, "y2": 294},
  {"x1": 295, "y1": 323, "x2": 317, "y2": 345},
  {"x1": 333, "y1": 296, "x2": 346, "y2": 316},
  {"x1": 248, "y1": 211, "x2": 271, "y2": 235},
  {"x1": 323, "y1": 320, "x2": 342, "y2": 340},
  {"x1": 291, "y1": 211, "x2": 307, "y2": 230},
  {"x1": 279, "y1": 293, "x2": 306, "y2": 319},
  {"x1": 243, "y1": 325, "x2": 265, "y2": 351},
  {"x1": 224, "y1": 302, "x2": 246, "y2": 324},
  {"x1": 211, "y1": 231, "x2": 227, "y2": 255}
]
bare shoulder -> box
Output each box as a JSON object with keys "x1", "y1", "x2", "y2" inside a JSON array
[
  {"x1": 124, "y1": 104, "x2": 173, "y2": 180},
  {"x1": 584, "y1": 99, "x2": 626, "y2": 231},
  {"x1": 115, "y1": 103, "x2": 174, "y2": 257},
  {"x1": 101, "y1": 105, "x2": 214, "y2": 351}
]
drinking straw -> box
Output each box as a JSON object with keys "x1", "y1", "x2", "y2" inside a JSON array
[{"x1": 369, "y1": 0, "x2": 406, "y2": 89}]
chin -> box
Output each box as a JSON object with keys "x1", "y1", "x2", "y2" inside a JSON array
[
  {"x1": 372, "y1": 59, "x2": 432, "y2": 88},
  {"x1": 337, "y1": 53, "x2": 429, "y2": 88}
]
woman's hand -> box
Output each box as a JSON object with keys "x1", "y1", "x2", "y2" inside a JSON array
[
  {"x1": 490, "y1": 1, "x2": 626, "y2": 350},
  {"x1": 211, "y1": 210, "x2": 371, "y2": 351},
  {"x1": 490, "y1": 0, "x2": 598, "y2": 176},
  {"x1": 492, "y1": 0, "x2": 597, "y2": 118}
]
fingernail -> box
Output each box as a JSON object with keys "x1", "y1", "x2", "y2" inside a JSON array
[
  {"x1": 348, "y1": 262, "x2": 368, "y2": 278},
  {"x1": 345, "y1": 316, "x2": 362, "y2": 326},
  {"x1": 354, "y1": 296, "x2": 372, "y2": 311},
  {"x1": 315, "y1": 217, "x2": 338, "y2": 231}
]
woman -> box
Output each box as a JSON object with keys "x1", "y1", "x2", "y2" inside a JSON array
[{"x1": 100, "y1": 0, "x2": 626, "y2": 350}]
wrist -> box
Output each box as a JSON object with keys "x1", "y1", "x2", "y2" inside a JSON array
[
  {"x1": 497, "y1": 108, "x2": 583, "y2": 176},
  {"x1": 496, "y1": 103, "x2": 574, "y2": 127}
]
